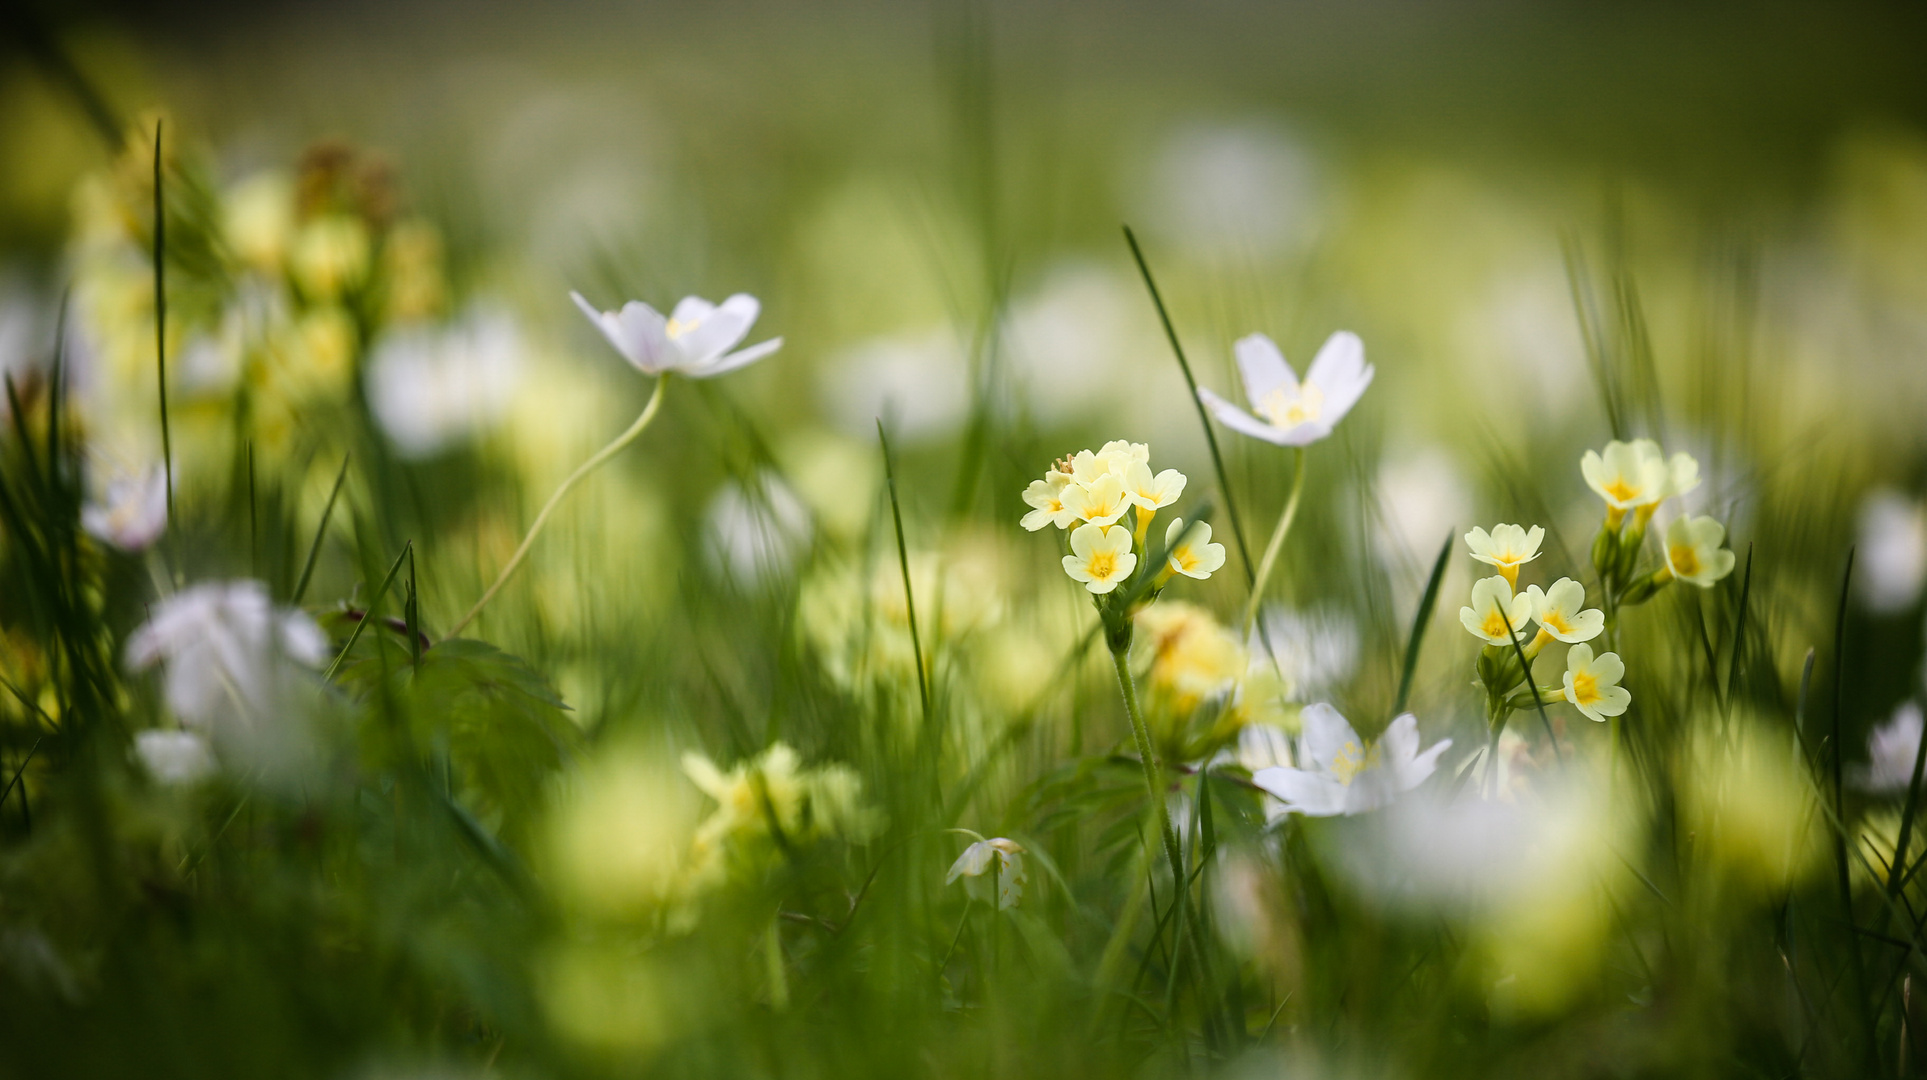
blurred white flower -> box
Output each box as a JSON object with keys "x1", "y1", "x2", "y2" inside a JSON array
[
  {"x1": 820, "y1": 329, "x2": 969, "y2": 440},
  {"x1": 1856, "y1": 490, "x2": 1927, "y2": 612},
  {"x1": 134, "y1": 730, "x2": 215, "y2": 786},
  {"x1": 1002, "y1": 264, "x2": 1146, "y2": 422},
  {"x1": 0, "y1": 285, "x2": 40, "y2": 388},
  {"x1": 81, "y1": 460, "x2": 167, "y2": 553},
  {"x1": 1250, "y1": 605, "x2": 1360, "y2": 702},
  {"x1": 1139, "y1": 120, "x2": 1324, "y2": 256},
  {"x1": 947, "y1": 837, "x2": 1027, "y2": 910},
  {"x1": 368, "y1": 309, "x2": 523, "y2": 459},
  {"x1": 703, "y1": 472, "x2": 812, "y2": 586},
  {"x1": 1252, "y1": 704, "x2": 1450, "y2": 818},
  {"x1": 1199, "y1": 332, "x2": 1372, "y2": 447},
  {"x1": 125, "y1": 580, "x2": 328, "y2": 734},
  {"x1": 1062, "y1": 523, "x2": 1137, "y2": 594},
  {"x1": 571, "y1": 290, "x2": 781, "y2": 378},
  {"x1": 1858, "y1": 702, "x2": 1925, "y2": 794},
  {"x1": 1372, "y1": 446, "x2": 1474, "y2": 584}
]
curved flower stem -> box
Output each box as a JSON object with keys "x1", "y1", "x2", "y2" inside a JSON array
[
  {"x1": 447, "y1": 375, "x2": 668, "y2": 638},
  {"x1": 1241, "y1": 449, "x2": 1306, "y2": 636},
  {"x1": 1112, "y1": 647, "x2": 1185, "y2": 891}
]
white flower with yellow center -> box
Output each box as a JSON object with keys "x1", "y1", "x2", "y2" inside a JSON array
[
  {"x1": 1164, "y1": 518, "x2": 1226, "y2": 580},
  {"x1": 1063, "y1": 472, "x2": 1132, "y2": 527},
  {"x1": 572, "y1": 290, "x2": 782, "y2": 378},
  {"x1": 1458, "y1": 575, "x2": 1533, "y2": 646},
  {"x1": 1020, "y1": 472, "x2": 1079, "y2": 531},
  {"x1": 1581, "y1": 440, "x2": 1669, "y2": 514},
  {"x1": 1123, "y1": 461, "x2": 1188, "y2": 512},
  {"x1": 1464, "y1": 523, "x2": 1544, "y2": 588},
  {"x1": 1198, "y1": 331, "x2": 1373, "y2": 446},
  {"x1": 1659, "y1": 515, "x2": 1737, "y2": 587},
  {"x1": 1062, "y1": 523, "x2": 1138, "y2": 594},
  {"x1": 1553, "y1": 643, "x2": 1630, "y2": 723},
  {"x1": 1251, "y1": 705, "x2": 1451, "y2": 817},
  {"x1": 947, "y1": 837, "x2": 1028, "y2": 910},
  {"x1": 82, "y1": 461, "x2": 168, "y2": 553},
  {"x1": 1524, "y1": 577, "x2": 1604, "y2": 644}
]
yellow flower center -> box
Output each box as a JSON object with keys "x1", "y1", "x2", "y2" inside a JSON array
[
  {"x1": 666, "y1": 316, "x2": 697, "y2": 339},
  {"x1": 1570, "y1": 670, "x2": 1601, "y2": 707},
  {"x1": 1329, "y1": 740, "x2": 1379, "y2": 785},
  {"x1": 1603, "y1": 477, "x2": 1642, "y2": 503},
  {"x1": 1543, "y1": 609, "x2": 1574, "y2": 636},
  {"x1": 1481, "y1": 609, "x2": 1511, "y2": 639},
  {"x1": 1171, "y1": 545, "x2": 1198, "y2": 572},
  {"x1": 1259, "y1": 381, "x2": 1325, "y2": 427},
  {"x1": 1669, "y1": 544, "x2": 1700, "y2": 577},
  {"x1": 1086, "y1": 551, "x2": 1118, "y2": 580}
]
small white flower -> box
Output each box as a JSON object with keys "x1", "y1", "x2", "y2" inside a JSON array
[
  {"x1": 1122, "y1": 460, "x2": 1187, "y2": 512},
  {"x1": 1062, "y1": 472, "x2": 1132, "y2": 527},
  {"x1": 1857, "y1": 702, "x2": 1925, "y2": 794},
  {"x1": 1856, "y1": 491, "x2": 1927, "y2": 613},
  {"x1": 1252, "y1": 705, "x2": 1450, "y2": 817},
  {"x1": 1556, "y1": 643, "x2": 1630, "y2": 723},
  {"x1": 703, "y1": 472, "x2": 812, "y2": 586},
  {"x1": 1580, "y1": 440, "x2": 1669, "y2": 512},
  {"x1": 82, "y1": 462, "x2": 168, "y2": 553},
  {"x1": 571, "y1": 290, "x2": 781, "y2": 378},
  {"x1": 1062, "y1": 522, "x2": 1137, "y2": 594},
  {"x1": 126, "y1": 581, "x2": 328, "y2": 729},
  {"x1": 1198, "y1": 331, "x2": 1372, "y2": 446},
  {"x1": 1525, "y1": 577, "x2": 1604, "y2": 644},
  {"x1": 1164, "y1": 517, "x2": 1225, "y2": 580},
  {"x1": 1464, "y1": 524, "x2": 1543, "y2": 588},
  {"x1": 134, "y1": 730, "x2": 216, "y2": 786},
  {"x1": 1459, "y1": 575, "x2": 1533, "y2": 646},
  {"x1": 1020, "y1": 472, "x2": 1079, "y2": 532},
  {"x1": 946, "y1": 837, "x2": 1028, "y2": 909},
  {"x1": 1661, "y1": 515, "x2": 1737, "y2": 588}
]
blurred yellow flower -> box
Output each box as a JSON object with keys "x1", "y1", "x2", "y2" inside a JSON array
[
  {"x1": 1464, "y1": 523, "x2": 1543, "y2": 587},
  {"x1": 1136, "y1": 600, "x2": 1244, "y2": 710},
  {"x1": 222, "y1": 171, "x2": 294, "y2": 273},
  {"x1": 289, "y1": 214, "x2": 370, "y2": 299},
  {"x1": 1062, "y1": 522, "x2": 1136, "y2": 594},
  {"x1": 1659, "y1": 514, "x2": 1737, "y2": 587},
  {"x1": 1581, "y1": 440, "x2": 1668, "y2": 516}
]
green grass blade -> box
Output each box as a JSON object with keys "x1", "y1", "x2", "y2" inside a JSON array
[
  {"x1": 1724, "y1": 543, "x2": 1754, "y2": 713},
  {"x1": 292, "y1": 455, "x2": 350, "y2": 605},
  {"x1": 151, "y1": 119, "x2": 174, "y2": 530},
  {"x1": 1394, "y1": 532, "x2": 1453, "y2": 716},
  {"x1": 876, "y1": 419, "x2": 930, "y2": 727},
  {"x1": 322, "y1": 539, "x2": 412, "y2": 682},
  {"x1": 1498, "y1": 595, "x2": 1563, "y2": 766}
]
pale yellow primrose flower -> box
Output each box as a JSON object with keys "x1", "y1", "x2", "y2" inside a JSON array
[
  {"x1": 1581, "y1": 440, "x2": 1670, "y2": 513},
  {"x1": 1465, "y1": 524, "x2": 1544, "y2": 588},
  {"x1": 572, "y1": 290, "x2": 782, "y2": 378},
  {"x1": 1198, "y1": 331, "x2": 1373, "y2": 446},
  {"x1": 1123, "y1": 461, "x2": 1187, "y2": 512},
  {"x1": 1660, "y1": 515, "x2": 1737, "y2": 587},
  {"x1": 1459, "y1": 575, "x2": 1533, "y2": 646},
  {"x1": 1020, "y1": 472, "x2": 1079, "y2": 531},
  {"x1": 1062, "y1": 522, "x2": 1137, "y2": 594},
  {"x1": 1525, "y1": 577, "x2": 1605, "y2": 644},
  {"x1": 947, "y1": 838, "x2": 1027, "y2": 910},
  {"x1": 1164, "y1": 517, "x2": 1226, "y2": 580},
  {"x1": 1098, "y1": 440, "x2": 1151, "y2": 468},
  {"x1": 1063, "y1": 472, "x2": 1132, "y2": 527},
  {"x1": 1555, "y1": 643, "x2": 1630, "y2": 723}
]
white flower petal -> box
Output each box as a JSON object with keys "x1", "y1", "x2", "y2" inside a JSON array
[{"x1": 1233, "y1": 333, "x2": 1296, "y2": 405}]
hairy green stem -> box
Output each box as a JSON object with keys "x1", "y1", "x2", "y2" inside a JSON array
[
  {"x1": 1241, "y1": 450, "x2": 1305, "y2": 635},
  {"x1": 1112, "y1": 646, "x2": 1185, "y2": 893},
  {"x1": 449, "y1": 375, "x2": 668, "y2": 637}
]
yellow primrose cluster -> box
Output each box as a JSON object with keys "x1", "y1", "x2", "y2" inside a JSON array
[
  {"x1": 1023, "y1": 440, "x2": 1224, "y2": 596},
  {"x1": 1582, "y1": 439, "x2": 1737, "y2": 608},
  {"x1": 1132, "y1": 600, "x2": 1289, "y2": 761},
  {"x1": 681, "y1": 742, "x2": 882, "y2": 895},
  {"x1": 1460, "y1": 526, "x2": 1630, "y2": 725}
]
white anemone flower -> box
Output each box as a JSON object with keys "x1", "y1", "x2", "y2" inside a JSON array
[
  {"x1": 1525, "y1": 577, "x2": 1605, "y2": 644},
  {"x1": 82, "y1": 462, "x2": 168, "y2": 553},
  {"x1": 947, "y1": 837, "x2": 1027, "y2": 910},
  {"x1": 1020, "y1": 472, "x2": 1079, "y2": 532},
  {"x1": 126, "y1": 581, "x2": 329, "y2": 730},
  {"x1": 1252, "y1": 704, "x2": 1450, "y2": 817},
  {"x1": 1459, "y1": 575, "x2": 1533, "y2": 646},
  {"x1": 1857, "y1": 702, "x2": 1925, "y2": 794},
  {"x1": 1062, "y1": 523, "x2": 1137, "y2": 594},
  {"x1": 1464, "y1": 524, "x2": 1543, "y2": 588},
  {"x1": 1660, "y1": 515, "x2": 1737, "y2": 588},
  {"x1": 1164, "y1": 518, "x2": 1226, "y2": 580},
  {"x1": 134, "y1": 730, "x2": 216, "y2": 786},
  {"x1": 1198, "y1": 331, "x2": 1372, "y2": 446},
  {"x1": 1581, "y1": 440, "x2": 1669, "y2": 513},
  {"x1": 571, "y1": 291, "x2": 782, "y2": 378},
  {"x1": 367, "y1": 310, "x2": 521, "y2": 459},
  {"x1": 1554, "y1": 643, "x2": 1630, "y2": 723}
]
